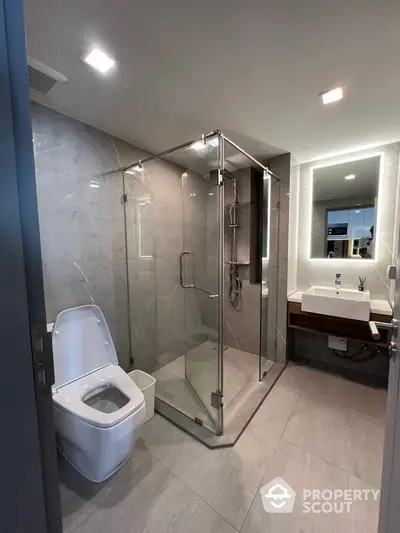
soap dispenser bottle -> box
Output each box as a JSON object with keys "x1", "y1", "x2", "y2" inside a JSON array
[{"x1": 334, "y1": 273, "x2": 342, "y2": 291}]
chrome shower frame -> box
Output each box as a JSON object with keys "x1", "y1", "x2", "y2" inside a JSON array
[
  {"x1": 121, "y1": 130, "x2": 281, "y2": 446},
  {"x1": 122, "y1": 130, "x2": 280, "y2": 182}
]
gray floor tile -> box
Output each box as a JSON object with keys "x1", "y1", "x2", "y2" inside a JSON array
[
  {"x1": 153, "y1": 366, "x2": 215, "y2": 429},
  {"x1": 223, "y1": 346, "x2": 259, "y2": 379},
  {"x1": 241, "y1": 439, "x2": 380, "y2": 533},
  {"x1": 153, "y1": 343, "x2": 261, "y2": 432},
  {"x1": 346, "y1": 408, "x2": 385, "y2": 486},
  {"x1": 59, "y1": 440, "x2": 157, "y2": 533},
  {"x1": 301, "y1": 369, "x2": 387, "y2": 426},
  {"x1": 60, "y1": 366, "x2": 385, "y2": 533},
  {"x1": 74, "y1": 455, "x2": 236, "y2": 533},
  {"x1": 282, "y1": 395, "x2": 385, "y2": 487},
  {"x1": 142, "y1": 414, "x2": 279, "y2": 530},
  {"x1": 274, "y1": 363, "x2": 318, "y2": 393},
  {"x1": 160, "y1": 354, "x2": 185, "y2": 377},
  {"x1": 246, "y1": 384, "x2": 299, "y2": 437}
]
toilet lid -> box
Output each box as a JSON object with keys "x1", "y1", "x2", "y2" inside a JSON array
[{"x1": 52, "y1": 305, "x2": 118, "y2": 390}]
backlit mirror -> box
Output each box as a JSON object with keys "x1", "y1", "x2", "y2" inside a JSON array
[{"x1": 310, "y1": 154, "x2": 381, "y2": 259}]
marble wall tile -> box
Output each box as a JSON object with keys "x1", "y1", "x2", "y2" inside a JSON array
[
  {"x1": 33, "y1": 102, "x2": 132, "y2": 369},
  {"x1": 32, "y1": 102, "x2": 208, "y2": 374}
]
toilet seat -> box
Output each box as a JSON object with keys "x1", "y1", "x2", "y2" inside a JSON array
[
  {"x1": 53, "y1": 364, "x2": 145, "y2": 428},
  {"x1": 52, "y1": 304, "x2": 146, "y2": 482}
]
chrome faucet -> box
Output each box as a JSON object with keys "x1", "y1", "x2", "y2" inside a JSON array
[{"x1": 334, "y1": 273, "x2": 342, "y2": 291}]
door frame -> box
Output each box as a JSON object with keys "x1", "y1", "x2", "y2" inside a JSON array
[
  {"x1": 378, "y1": 248, "x2": 400, "y2": 531},
  {"x1": 378, "y1": 348, "x2": 400, "y2": 532},
  {"x1": 1, "y1": 0, "x2": 61, "y2": 531}
]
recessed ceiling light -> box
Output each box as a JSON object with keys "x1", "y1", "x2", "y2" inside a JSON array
[
  {"x1": 191, "y1": 140, "x2": 206, "y2": 151},
  {"x1": 83, "y1": 48, "x2": 116, "y2": 74},
  {"x1": 208, "y1": 192, "x2": 215, "y2": 196},
  {"x1": 320, "y1": 86, "x2": 344, "y2": 105},
  {"x1": 344, "y1": 174, "x2": 355, "y2": 180}
]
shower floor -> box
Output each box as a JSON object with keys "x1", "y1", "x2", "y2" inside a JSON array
[{"x1": 153, "y1": 341, "x2": 274, "y2": 433}]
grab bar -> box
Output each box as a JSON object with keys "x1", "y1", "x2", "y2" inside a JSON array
[
  {"x1": 368, "y1": 321, "x2": 380, "y2": 340},
  {"x1": 369, "y1": 320, "x2": 398, "y2": 341},
  {"x1": 179, "y1": 251, "x2": 218, "y2": 299}
]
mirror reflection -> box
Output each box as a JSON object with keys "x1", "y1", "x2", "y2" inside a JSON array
[{"x1": 311, "y1": 155, "x2": 381, "y2": 259}]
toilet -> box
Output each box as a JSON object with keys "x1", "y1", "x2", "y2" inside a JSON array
[{"x1": 52, "y1": 305, "x2": 145, "y2": 482}]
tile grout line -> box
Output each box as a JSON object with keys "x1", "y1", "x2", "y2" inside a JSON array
[
  {"x1": 280, "y1": 435, "x2": 381, "y2": 490},
  {"x1": 236, "y1": 380, "x2": 306, "y2": 531},
  {"x1": 142, "y1": 438, "x2": 240, "y2": 531},
  {"x1": 69, "y1": 369, "x2": 352, "y2": 533},
  {"x1": 238, "y1": 435, "x2": 282, "y2": 533},
  {"x1": 66, "y1": 452, "x2": 166, "y2": 533},
  {"x1": 277, "y1": 385, "x2": 303, "y2": 438},
  {"x1": 65, "y1": 481, "x2": 115, "y2": 533},
  {"x1": 280, "y1": 372, "x2": 384, "y2": 489},
  {"x1": 157, "y1": 459, "x2": 241, "y2": 531},
  {"x1": 300, "y1": 389, "x2": 386, "y2": 430},
  {"x1": 292, "y1": 365, "x2": 387, "y2": 426}
]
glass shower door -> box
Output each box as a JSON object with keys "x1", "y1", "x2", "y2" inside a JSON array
[
  {"x1": 260, "y1": 170, "x2": 280, "y2": 378},
  {"x1": 181, "y1": 166, "x2": 223, "y2": 435}
]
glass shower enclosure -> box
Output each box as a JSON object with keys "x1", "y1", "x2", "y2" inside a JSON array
[{"x1": 123, "y1": 131, "x2": 281, "y2": 445}]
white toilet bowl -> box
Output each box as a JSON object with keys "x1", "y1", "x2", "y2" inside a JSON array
[{"x1": 52, "y1": 305, "x2": 145, "y2": 482}]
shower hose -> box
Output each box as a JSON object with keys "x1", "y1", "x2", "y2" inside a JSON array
[
  {"x1": 228, "y1": 201, "x2": 242, "y2": 307},
  {"x1": 229, "y1": 271, "x2": 242, "y2": 307}
]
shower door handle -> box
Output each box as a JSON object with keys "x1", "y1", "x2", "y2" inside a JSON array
[
  {"x1": 180, "y1": 251, "x2": 195, "y2": 288},
  {"x1": 195, "y1": 286, "x2": 218, "y2": 298}
]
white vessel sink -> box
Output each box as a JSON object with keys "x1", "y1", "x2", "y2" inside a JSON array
[{"x1": 301, "y1": 286, "x2": 371, "y2": 322}]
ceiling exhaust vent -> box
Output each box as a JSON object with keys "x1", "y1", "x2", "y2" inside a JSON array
[{"x1": 28, "y1": 57, "x2": 68, "y2": 95}]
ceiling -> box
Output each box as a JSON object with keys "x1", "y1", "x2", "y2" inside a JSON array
[
  {"x1": 24, "y1": 0, "x2": 400, "y2": 163},
  {"x1": 313, "y1": 155, "x2": 380, "y2": 201}
]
